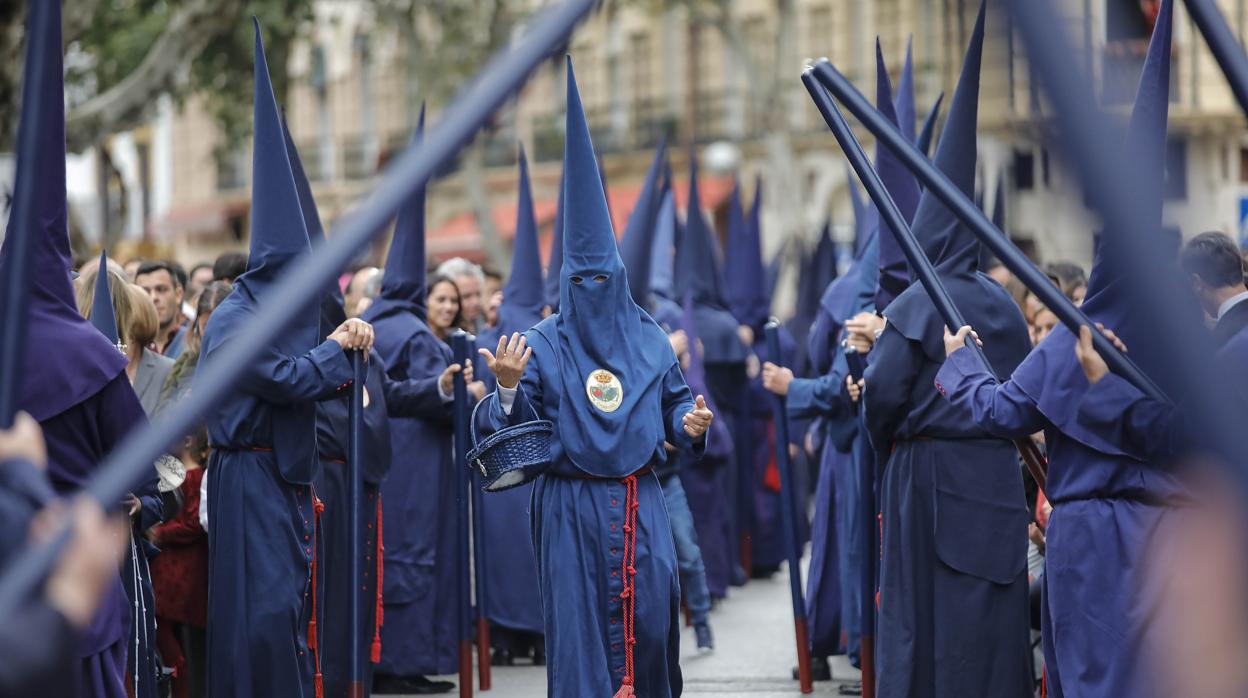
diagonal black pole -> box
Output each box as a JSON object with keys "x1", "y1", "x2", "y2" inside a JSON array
[
  {"x1": 765, "y1": 321, "x2": 814, "y2": 694},
  {"x1": 801, "y1": 71, "x2": 1048, "y2": 492},
  {"x1": 1002, "y1": 0, "x2": 1243, "y2": 480},
  {"x1": 1183, "y1": 0, "x2": 1248, "y2": 119},
  {"x1": 0, "y1": 0, "x2": 597, "y2": 625},
  {"x1": 809, "y1": 60, "x2": 1170, "y2": 406}
]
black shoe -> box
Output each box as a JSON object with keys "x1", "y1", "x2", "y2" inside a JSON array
[
  {"x1": 492, "y1": 648, "x2": 514, "y2": 666},
  {"x1": 373, "y1": 674, "x2": 455, "y2": 694},
  {"x1": 792, "y1": 656, "x2": 833, "y2": 682},
  {"x1": 532, "y1": 645, "x2": 546, "y2": 666},
  {"x1": 838, "y1": 680, "x2": 863, "y2": 695}
]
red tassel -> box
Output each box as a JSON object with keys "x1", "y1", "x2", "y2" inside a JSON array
[
  {"x1": 373, "y1": 496, "x2": 384, "y2": 662},
  {"x1": 315, "y1": 671, "x2": 324, "y2": 698},
  {"x1": 612, "y1": 683, "x2": 634, "y2": 698}
]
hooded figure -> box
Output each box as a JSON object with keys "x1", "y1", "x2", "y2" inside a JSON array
[
  {"x1": 618, "y1": 140, "x2": 668, "y2": 316},
  {"x1": 0, "y1": 3, "x2": 153, "y2": 696},
  {"x1": 648, "y1": 184, "x2": 683, "y2": 328},
  {"x1": 782, "y1": 41, "x2": 925, "y2": 671},
  {"x1": 861, "y1": 5, "x2": 1034, "y2": 696},
  {"x1": 475, "y1": 145, "x2": 547, "y2": 664},
  {"x1": 283, "y1": 117, "x2": 412, "y2": 697},
  {"x1": 479, "y1": 57, "x2": 707, "y2": 698},
  {"x1": 199, "y1": 21, "x2": 358, "y2": 698},
  {"x1": 360, "y1": 115, "x2": 463, "y2": 692},
  {"x1": 935, "y1": 2, "x2": 1190, "y2": 695}
]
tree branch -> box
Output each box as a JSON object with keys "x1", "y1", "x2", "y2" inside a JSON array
[{"x1": 64, "y1": 0, "x2": 247, "y2": 151}]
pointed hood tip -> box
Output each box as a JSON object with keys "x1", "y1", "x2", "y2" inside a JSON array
[{"x1": 90, "y1": 250, "x2": 121, "y2": 347}]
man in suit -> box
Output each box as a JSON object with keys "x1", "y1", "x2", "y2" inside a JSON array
[
  {"x1": 1181, "y1": 231, "x2": 1247, "y2": 402},
  {"x1": 1181, "y1": 233, "x2": 1248, "y2": 345}
]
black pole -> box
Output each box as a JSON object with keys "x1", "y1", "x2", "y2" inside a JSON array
[
  {"x1": 348, "y1": 351, "x2": 365, "y2": 697},
  {"x1": 451, "y1": 330, "x2": 474, "y2": 698},
  {"x1": 765, "y1": 321, "x2": 813, "y2": 694},
  {"x1": 736, "y1": 389, "x2": 754, "y2": 575},
  {"x1": 844, "y1": 346, "x2": 875, "y2": 698},
  {"x1": 809, "y1": 60, "x2": 1169, "y2": 406},
  {"x1": 801, "y1": 71, "x2": 1048, "y2": 491},
  {"x1": 469, "y1": 356, "x2": 492, "y2": 690},
  {"x1": 0, "y1": 0, "x2": 597, "y2": 631},
  {"x1": 1183, "y1": 0, "x2": 1248, "y2": 119}
]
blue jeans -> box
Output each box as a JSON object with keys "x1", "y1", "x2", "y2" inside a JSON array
[{"x1": 661, "y1": 476, "x2": 711, "y2": 625}]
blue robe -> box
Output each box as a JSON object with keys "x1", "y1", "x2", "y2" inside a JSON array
[
  {"x1": 788, "y1": 346, "x2": 862, "y2": 660},
  {"x1": 865, "y1": 322, "x2": 1032, "y2": 698},
  {"x1": 481, "y1": 322, "x2": 702, "y2": 697},
  {"x1": 201, "y1": 332, "x2": 352, "y2": 698},
  {"x1": 40, "y1": 373, "x2": 152, "y2": 698},
  {"x1": 936, "y1": 346, "x2": 1189, "y2": 698},
  {"x1": 372, "y1": 329, "x2": 460, "y2": 677},
  {"x1": 313, "y1": 350, "x2": 438, "y2": 696},
  {"x1": 675, "y1": 398, "x2": 734, "y2": 599}
]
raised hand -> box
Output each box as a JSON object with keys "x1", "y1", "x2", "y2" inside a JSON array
[
  {"x1": 478, "y1": 332, "x2": 533, "y2": 389},
  {"x1": 683, "y1": 395, "x2": 714, "y2": 438}
]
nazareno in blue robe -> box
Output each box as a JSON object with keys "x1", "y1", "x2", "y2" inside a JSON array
[
  {"x1": 313, "y1": 345, "x2": 443, "y2": 696},
  {"x1": 201, "y1": 21, "x2": 355, "y2": 698},
  {"x1": 480, "y1": 59, "x2": 702, "y2": 697},
  {"x1": 864, "y1": 6, "x2": 1033, "y2": 696},
  {"x1": 361, "y1": 108, "x2": 461, "y2": 679},
  {"x1": 935, "y1": 5, "x2": 1192, "y2": 696}
]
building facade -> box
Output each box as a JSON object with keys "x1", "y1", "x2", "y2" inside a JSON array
[{"x1": 66, "y1": 0, "x2": 1248, "y2": 273}]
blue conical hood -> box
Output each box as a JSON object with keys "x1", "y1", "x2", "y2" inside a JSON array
[
  {"x1": 235, "y1": 18, "x2": 313, "y2": 298},
  {"x1": 1, "y1": 0, "x2": 125, "y2": 421},
  {"x1": 874, "y1": 39, "x2": 922, "y2": 311},
  {"x1": 650, "y1": 186, "x2": 677, "y2": 299},
  {"x1": 545, "y1": 165, "x2": 565, "y2": 311},
  {"x1": 374, "y1": 107, "x2": 428, "y2": 323},
  {"x1": 619, "y1": 140, "x2": 668, "y2": 307},
  {"x1": 1084, "y1": 0, "x2": 1173, "y2": 309},
  {"x1": 916, "y1": 92, "x2": 944, "y2": 159},
  {"x1": 498, "y1": 144, "x2": 545, "y2": 331},
  {"x1": 676, "y1": 149, "x2": 728, "y2": 308},
  {"x1": 908, "y1": 1, "x2": 985, "y2": 273},
  {"x1": 725, "y1": 177, "x2": 769, "y2": 329},
  {"x1": 896, "y1": 37, "x2": 917, "y2": 144},
  {"x1": 281, "y1": 113, "x2": 345, "y2": 333},
  {"x1": 90, "y1": 249, "x2": 122, "y2": 349},
  {"x1": 544, "y1": 56, "x2": 671, "y2": 477}
]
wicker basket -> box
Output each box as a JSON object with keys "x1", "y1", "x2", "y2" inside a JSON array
[{"x1": 467, "y1": 394, "x2": 553, "y2": 492}]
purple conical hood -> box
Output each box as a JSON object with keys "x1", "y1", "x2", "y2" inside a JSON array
[{"x1": 1, "y1": 0, "x2": 125, "y2": 421}]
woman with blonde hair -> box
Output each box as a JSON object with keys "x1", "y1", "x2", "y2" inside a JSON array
[{"x1": 78, "y1": 269, "x2": 174, "y2": 416}]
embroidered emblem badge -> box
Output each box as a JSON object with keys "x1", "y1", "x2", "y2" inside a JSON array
[{"x1": 586, "y1": 369, "x2": 623, "y2": 413}]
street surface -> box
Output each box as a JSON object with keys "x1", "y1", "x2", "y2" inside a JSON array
[{"x1": 420, "y1": 559, "x2": 860, "y2": 697}]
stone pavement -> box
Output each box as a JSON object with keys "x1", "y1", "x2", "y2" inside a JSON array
[{"x1": 418, "y1": 562, "x2": 860, "y2": 697}]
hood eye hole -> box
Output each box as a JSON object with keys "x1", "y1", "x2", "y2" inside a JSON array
[
  {"x1": 593, "y1": 274, "x2": 608, "y2": 283},
  {"x1": 570, "y1": 275, "x2": 584, "y2": 285}
]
